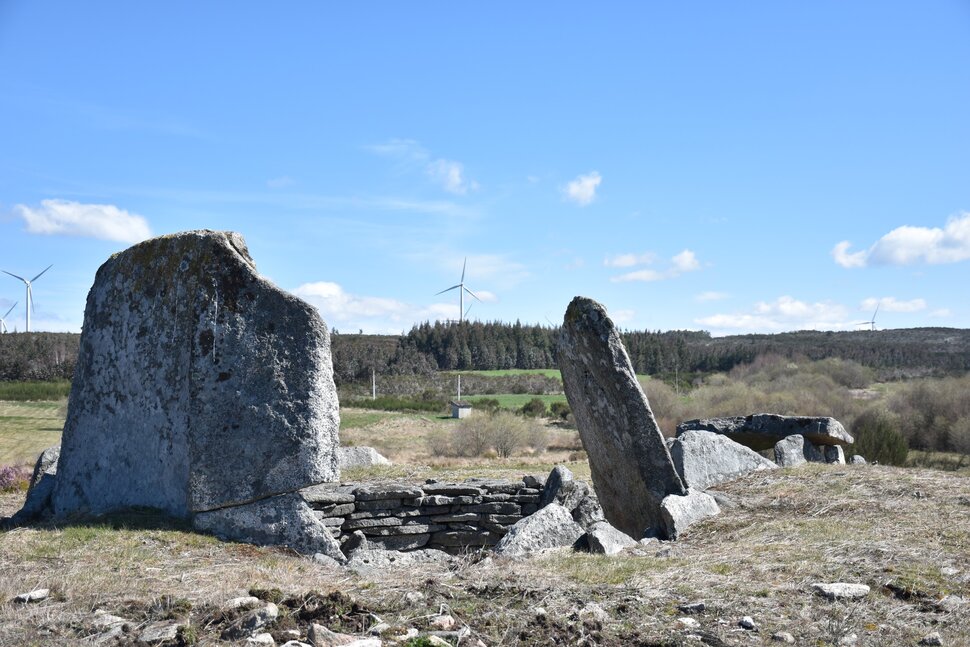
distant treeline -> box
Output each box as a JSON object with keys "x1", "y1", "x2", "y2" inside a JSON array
[{"x1": 2, "y1": 322, "x2": 969, "y2": 384}]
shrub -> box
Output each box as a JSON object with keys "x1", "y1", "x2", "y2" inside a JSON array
[
  {"x1": 520, "y1": 397, "x2": 547, "y2": 418},
  {"x1": 0, "y1": 465, "x2": 30, "y2": 493},
  {"x1": 549, "y1": 401, "x2": 571, "y2": 420},
  {"x1": 851, "y1": 407, "x2": 908, "y2": 466},
  {"x1": 474, "y1": 398, "x2": 501, "y2": 412},
  {"x1": 452, "y1": 411, "x2": 546, "y2": 458},
  {"x1": 426, "y1": 429, "x2": 453, "y2": 457}
]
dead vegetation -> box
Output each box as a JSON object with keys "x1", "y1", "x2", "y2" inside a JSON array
[{"x1": 1, "y1": 462, "x2": 968, "y2": 646}]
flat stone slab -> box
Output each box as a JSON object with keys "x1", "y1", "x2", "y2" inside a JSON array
[
  {"x1": 677, "y1": 414, "x2": 854, "y2": 451},
  {"x1": 812, "y1": 582, "x2": 870, "y2": 600},
  {"x1": 558, "y1": 297, "x2": 687, "y2": 539},
  {"x1": 353, "y1": 484, "x2": 424, "y2": 501}
]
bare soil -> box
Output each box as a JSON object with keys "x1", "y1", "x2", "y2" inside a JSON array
[{"x1": 1, "y1": 463, "x2": 969, "y2": 646}]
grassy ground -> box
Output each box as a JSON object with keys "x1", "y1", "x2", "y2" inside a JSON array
[
  {"x1": 0, "y1": 401, "x2": 64, "y2": 467},
  {"x1": 1, "y1": 463, "x2": 967, "y2": 645}
]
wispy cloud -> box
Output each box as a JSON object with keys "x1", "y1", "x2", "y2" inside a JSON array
[
  {"x1": 368, "y1": 138, "x2": 478, "y2": 195},
  {"x1": 695, "y1": 291, "x2": 730, "y2": 302},
  {"x1": 14, "y1": 199, "x2": 151, "y2": 243},
  {"x1": 861, "y1": 296, "x2": 926, "y2": 313},
  {"x1": 563, "y1": 171, "x2": 602, "y2": 206},
  {"x1": 292, "y1": 281, "x2": 473, "y2": 333},
  {"x1": 696, "y1": 296, "x2": 850, "y2": 334},
  {"x1": 610, "y1": 249, "x2": 702, "y2": 283},
  {"x1": 266, "y1": 176, "x2": 295, "y2": 189},
  {"x1": 832, "y1": 212, "x2": 970, "y2": 268}
]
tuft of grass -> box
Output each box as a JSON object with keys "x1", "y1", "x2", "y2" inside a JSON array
[{"x1": 0, "y1": 381, "x2": 71, "y2": 401}]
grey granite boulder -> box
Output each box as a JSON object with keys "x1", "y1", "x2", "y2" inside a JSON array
[
  {"x1": 658, "y1": 489, "x2": 720, "y2": 540},
  {"x1": 538, "y1": 464, "x2": 574, "y2": 508},
  {"x1": 558, "y1": 297, "x2": 687, "y2": 540},
  {"x1": 494, "y1": 503, "x2": 585, "y2": 558},
  {"x1": 47, "y1": 230, "x2": 339, "y2": 522},
  {"x1": 10, "y1": 445, "x2": 60, "y2": 522},
  {"x1": 677, "y1": 414, "x2": 853, "y2": 452},
  {"x1": 194, "y1": 492, "x2": 345, "y2": 561},
  {"x1": 824, "y1": 445, "x2": 846, "y2": 464},
  {"x1": 338, "y1": 446, "x2": 391, "y2": 469},
  {"x1": 849, "y1": 455, "x2": 867, "y2": 465},
  {"x1": 773, "y1": 434, "x2": 825, "y2": 467},
  {"x1": 666, "y1": 430, "x2": 777, "y2": 490},
  {"x1": 585, "y1": 521, "x2": 637, "y2": 555}
]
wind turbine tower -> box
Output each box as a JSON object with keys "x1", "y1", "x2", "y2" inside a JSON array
[
  {"x1": 855, "y1": 303, "x2": 879, "y2": 332},
  {"x1": 0, "y1": 302, "x2": 17, "y2": 334},
  {"x1": 435, "y1": 258, "x2": 481, "y2": 323},
  {"x1": 2, "y1": 265, "x2": 52, "y2": 333}
]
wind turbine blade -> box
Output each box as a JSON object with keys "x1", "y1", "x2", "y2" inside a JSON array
[
  {"x1": 2, "y1": 270, "x2": 27, "y2": 282},
  {"x1": 435, "y1": 284, "x2": 461, "y2": 296},
  {"x1": 872, "y1": 303, "x2": 879, "y2": 320},
  {"x1": 464, "y1": 303, "x2": 473, "y2": 317},
  {"x1": 30, "y1": 264, "x2": 53, "y2": 282},
  {"x1": 461, "y1": 257, "x2": 467, "y2": 283},
  {"x1": 29, "y1": 286, "x2": 35, "y2": 314},
  {"x1": 2, "y1": 302, "x2": 16, "y2": 318},
  {"x1": 463, "y1": 287, "x2": 482, "y2": 302}
]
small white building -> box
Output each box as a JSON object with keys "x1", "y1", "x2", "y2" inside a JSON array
[{"x1": 450, "y1": 401, "x2": 473, "y2": 419}]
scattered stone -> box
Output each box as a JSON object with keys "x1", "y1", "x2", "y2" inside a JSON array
[
  {"x1": 494, "y1": 502, "x2": 585, "y2": 557},
  {"x1": 773, "y1": 434, "x2": 825, "y2": 466},
  {"x1": 139, "y1": 620, "x2": 184, "y2": 643},
  {"x1": 346, "y1": 547, "x2": 451, "y2": 570},
  {"x1": 586, "y1": 521, "x2": 637, "y2": 555},
  {"x1": 939, "y1": 594, "x2": 965, "y2": 612},
  {"x1": 313, "y1": 553, "x2": 343, "y2": 568},
  {"x1": 280, "y1": 641, "x2": 312, "y2": 647},
  {"x1": 572, "y1": 492, "x2": 606, "y2": 529},
  {"x1": 771, "y1": 632, "x2": 796, "y2": 644},
  {"x1": 838, "y1": 633, "x2": 858, "y2": 646},
  {"x1": 338, "y1": 446, "x2": 391, "y2": 469},
  {"x1": 308, "y1": 622, "x2": 359, "y2": 646},
  {"x1": 538, "y1": 465, "x2": 574, "y2": 508},
  {"x1": 13, "y1": 588, "x2": 49, "y2": 604},
  {"x1": 824, "y1": 445, "x2": 846, "y2": 464},
  {"x1": 91, "y1": 612, "x2": 128, "y2": 629},
  {"x1": 666, "y1": 429, "x2": 777, "y2": 490},
  {"x1": 424, "y1": 637, "x2": 451, "y2": 647},
  {"x1": 41, "y1": 231, "x2": 341, "y2": 554},
  {"x1": 246, "y1": 634, "x2": 276, "y2": 646},
  {"x1": 10, "y1": 445, "x2": 60, "y2": 522},
  {"x1": 811, "y1": 582, "x2": 870, "y2": 600},
  {"x1": 195, "y1": 492, "x2": 345, "y2": 560},
  {"x1": 941, "y1": 566, "x2": 960, "y2": 577},
  {"x1": 849, "y1": 455, "x2": 867, "y2": 465},
  {"x1": 222, "y1": 602, "x2": 280, "y2": 640},
  {"x1": 659, "y1": 489, "x2": 719, "y2": 540},
  {"x1": 430, "y1": 615, "x2": 456, "y2": 630},
  {"x1": 709, "y1": 492, "x2": 739, "y2": 509},
  {"x1": 677, "y1": 602, "x2": 706, "y2": 614},
  {"x1": 675, "y1": 617, "x2": 700, "y2": 630},
  {"x1": 919, "y1": 631, "x2": 944, "y2": 646},
  {"x1": 738, "y1": 616, "x2": 757, "y2": 630},
  {"x1": 225, "y1": 595, "x2": 262, "y2": 610},
  {"x1": 523, "y1": 474, "x2": 545, "y2": 489},
  {"x1": 579, "y1": 602, "x2": 610, "y2": 624},
  {"x1": 558, "y1": 296, "x2": 688, "y2": 539}
]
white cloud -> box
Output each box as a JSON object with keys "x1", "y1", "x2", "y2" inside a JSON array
[
  {"x1": 695, "y1": 291, "x2": 730, "y2": 302},
  {"x1": 604, "y1": 252, "x2": 656, "y2": 268},
  {"x1": 427, "y1": 159, "x2": 477, "y2": 195},
  {"x1": 563, "y1": 171, "x2": 602, "y2": 206},
  {"x1": 14, "y1": 199, "x2": 151, "y2": 243},
  {"x1": 368, "y1": 139, "x2": 478, "y2": 196},
  {"x1": 929, "y1": 308, "x2": 952, "y2": 318},
  {"x1": 861, "y1": 297, "x2": 926, "y2": 313},
  {"x1": 611, "y1": 309, "x2": 635, "y2": 325},
  {"x1": 293, "y1": 281, "x2": 470, "y2": 333},
  {"x1": 696, "y1": 296, "x2": 850, "y2": 334},
  {"x1": 832, "y1": 212, "x2": 970, "y2": 268},
  {"x1": 610, "y1": 249, "x2": 701, "y2": 282},
  {"x1": 266, "y1": 176, "x2": 295, "y2": 189}
]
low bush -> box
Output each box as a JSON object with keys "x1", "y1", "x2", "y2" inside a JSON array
[
  {"x1": 452, "y1": 411, "x2": 547, "y2": 458},
  {"x1": 851, "y1": 407, "x2": 908, "y2": 466},
  {"x1": 520, "y1": 397, "x2": 547, "y2": 418},
  {"x1": 0, "y1": 465, "x2": 30, "y2": 493},
  {"x1": 549, "y1": 401, "x2": 571, "y2": 420},
  {"x1": 342, "y1": 395, "x2": 443, "y2": 413}
]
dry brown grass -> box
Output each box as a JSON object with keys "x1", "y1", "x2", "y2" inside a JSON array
[{"x1": 2, "y1": 464, "x2": 969, "y2": 646}]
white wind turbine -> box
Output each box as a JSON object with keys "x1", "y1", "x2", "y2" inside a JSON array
[
  {"x1": 2, "y1": 265, "x2": 52, "y2": 333},
  {"x1": 435, "y1": 258, "x2": 481, "y2": 323},
  {"x1": 0, "y1": 302, "x2": 17, "y2": 334},
  {"x1": 855, "y1": 303, "x2": 879, "y2": 332}
]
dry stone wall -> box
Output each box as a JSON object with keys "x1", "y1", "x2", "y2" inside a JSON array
[{"x1": 301, "y1": 477, "x2": 543, "y2": 553}]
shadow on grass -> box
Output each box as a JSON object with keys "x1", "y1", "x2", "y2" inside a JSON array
[{"x1": 2, "y1": 506, "x2": 193, "y2": 533}]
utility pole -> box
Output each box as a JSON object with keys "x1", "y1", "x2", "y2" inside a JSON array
[{"x1": 371, "y1": 367, "x2": 376, "y2": 400}]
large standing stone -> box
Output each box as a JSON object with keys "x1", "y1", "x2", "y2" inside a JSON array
[
  {"x1": 666, "y1": 430, "x2": 777, "y2": 490},
  {"x1": 677, "y1": 414, "x2": 853, "y2": 452},
  {"x1": 35, "y1": 231, "x2": 340, "y2": 553},
  {"x1": 558, "y1": 297, "x2": 688, "y2": 539}
]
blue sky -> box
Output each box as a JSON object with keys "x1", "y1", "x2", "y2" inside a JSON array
[{"x1": 1, "y1": 2, "x2": 968, "y2": 335}]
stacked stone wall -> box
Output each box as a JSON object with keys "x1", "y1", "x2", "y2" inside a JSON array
[{"x1": 301, "y1": 477, "x2": 543, "y2": 553}]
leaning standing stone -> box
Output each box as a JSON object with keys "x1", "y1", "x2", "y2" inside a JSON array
[{"x1": 558, "y1": 297, "x2": 689, "y2": 539}]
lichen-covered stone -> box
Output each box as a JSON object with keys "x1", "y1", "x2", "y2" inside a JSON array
[
  {"x1": 773, "y1": 434, "x2": 825, "y2": 467},
  {"x1": 558, "y1": 297, "x2": 687, "y2": 539},
  {"x1": 667, "y1": 430, "x2": 777, "y2": 490},
  {"x1": 658, "y1": 489, "x2": 720, "y2": 540},
  {"x1": 677, "y1": 414, "x2": 853, "y2": 451},
  {"x1": 11, "y1": 445, "x2": 60, "y2": 522},
  {"x1": 47, "y1": 230, "x2": 339, "y2": 520},
  {"x1": 338, "y1": 446, "x2": 391, "y2": 469},
  {"x1": 493, "y1": 503, "x2": 584, "y2": 558}
]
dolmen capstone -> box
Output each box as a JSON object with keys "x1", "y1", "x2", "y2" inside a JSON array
[
  {"x1": 558, "y1": 296, "x2": 718, "y2": 540},
  {"x1": 13, "y1": 230, "x2": 344, "y2": 560},
  {"x1": 676, "y1": 414, "x2": 854, "y2": 452}
]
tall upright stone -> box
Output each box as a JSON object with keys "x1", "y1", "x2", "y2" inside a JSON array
[
  {"x1": 558, "y1": 297, "x2": 693, "y2": 539},
  {"x1": 48, "y1": 231, "x2": 341, "y2": 542}
]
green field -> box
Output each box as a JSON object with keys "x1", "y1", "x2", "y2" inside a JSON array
[
  {"x1": 0, "y1": 401, "x2": 64, "y2": 466},
  {"x1": 465, "y1": 393, "x2": 567, "y2": 409},
  {"x1": 448, "y1": 368, "x2": 563, "y2": 379}
]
